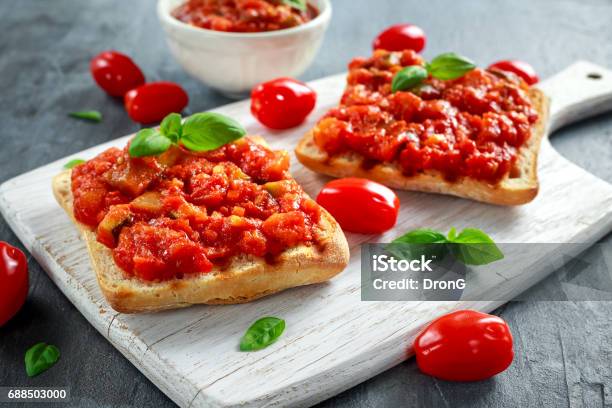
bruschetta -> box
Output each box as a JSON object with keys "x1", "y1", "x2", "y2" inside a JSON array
[
  {"x1": 53, "y1": 136, "x2": 349, "y2": 313},
  {"x1": 295, "y1": 49, "x2": 550, "y2": 205}
]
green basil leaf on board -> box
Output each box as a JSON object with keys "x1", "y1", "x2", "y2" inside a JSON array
[
  {"x1": 447, "y1": 226, "x2": 458, "y2": 241},
  {"x1": 240, "y1": 317, "x2": 286, "y2": 351},
  {"x1": 391, "y1": 227, "x2": 503, "y2": 266},
  {"x1": 448, "y1": 228, "x2": 497, "y2": 244},
  {"x1": 68, "y1": 110, "x2": 102, "y2": 122},
  {"x1": 25, "y1": 343, "x2": 60, "y2": 377},
  {"x1": 392, "y1": 65, "x2": 429, "y2": 93},
  {"x1": 447, "y1": 228, "x2": 504, "y2": 265},
  {"x1": 426, "y1": 52, "x2": 476, "y2": 80},
  {"x1": 159, "y1": 112, "x2": 182, "y2": 143},
  {"x1": 128, "y1": 128, "x2": 173, "y2": 158},
  {"x1": 389, "y1": 228, "x2": 449, "y2": 260},
  {"x1": 181, "y1": 112, "x2": 247, "y2": 152},
  {"x1": 282, "y1": 0, "x2": 307, "y2": 11},
  {"x1": 394, "y1": 229, "x2": 448, "y2": 244},
  {"x1": 63, "y1": 159, "x2": 86, "y2": 169}
]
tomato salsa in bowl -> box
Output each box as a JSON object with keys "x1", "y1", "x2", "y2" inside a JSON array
[
  {"x1": 172, "y1": 0, "x2": 319, "y2": 33},
  {"x1": 157, "y1": 0, "x2": 331, "y2": 97}
]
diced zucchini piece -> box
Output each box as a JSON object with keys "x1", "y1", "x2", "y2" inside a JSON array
[
  {"x1": 130, "y1": 192, "x2": 163, "y2": 214},
  {"x1": 263, "y1": 180, "x2": 294, "y2": 197},
  {"x1": 97, "y1": 204, "x2": 132, "y2": 247}
]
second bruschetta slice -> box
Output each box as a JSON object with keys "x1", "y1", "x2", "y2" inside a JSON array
[{"x1": 296, "y1": 49, "x2": 550, "y2": 205}]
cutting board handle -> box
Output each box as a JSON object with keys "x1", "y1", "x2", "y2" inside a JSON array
[{"x1": 538, "y1": 61, "x2": 612, "y2": 133}]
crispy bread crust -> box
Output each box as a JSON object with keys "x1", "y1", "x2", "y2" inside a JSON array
[
  {"x1": 52, "y1": 166, "x2": 349, "y2": 314},
  {"x1": 295, "y1": 88, "x2": 550, "y2": 205}
]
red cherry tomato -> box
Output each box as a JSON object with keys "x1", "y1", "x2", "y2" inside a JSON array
[
  {"x1": 414, "y1": 310, "x2": 514, "y2": 382},
  {"x1": 373, "y1": 24, "x2": 426, "y2": 52},
  {"x1": 488, "y1": 60, "x2": 539, "y2": 85},
  {"x1": 90, "y1": 51, "x2": 145, "y2": 97},
  {"x1": 251, "y1": 78, "x2": 316, "y2": 129},
  {"x1": 0, "y1": 242, "x2": 28, "y2": 326},
  {"x1": 316, "y1": 178, "x2": 399, "y2": 234},
  {"x1": 124, "y1": 81, "x2": 189, "y2": 124}
]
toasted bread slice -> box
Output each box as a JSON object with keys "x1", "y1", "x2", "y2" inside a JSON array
[
  {"x1": 52, "y1": 147, "x2": 349, "y2": 314},
  {"x1": 296, "y1": 88, "x2": 549, "y2": 205}
]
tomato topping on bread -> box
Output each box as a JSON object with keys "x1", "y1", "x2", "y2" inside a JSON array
[
  {"x1": 53, "y1": 136, "x2": 349, "y2": 313},
  {"x1": 296, "y1": 49, "x2": 550, "y2": 205}
]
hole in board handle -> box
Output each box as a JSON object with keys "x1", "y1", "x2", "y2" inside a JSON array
[{"x1": 587, "y1": 72, "x2": 603, "y2": 80}]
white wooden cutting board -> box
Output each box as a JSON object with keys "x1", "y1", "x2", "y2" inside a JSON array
[{"x1": 2, "y1": 61, "x2": 612, "y2": 408}]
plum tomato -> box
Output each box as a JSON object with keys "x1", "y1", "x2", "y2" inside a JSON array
[
  {"x1": 251, "y1": 77, "x2": 316, "y2": 129},
  {"x1": 373, "y1": 24, "x2": 426, "y2": 52},
  {"x1": 124, "y1": 81, "x2": 189, "y2": 124},
  {"x1": 414, "y1": 310, "x2": 514, "y2": 382},
  {"x1": 90, "y1": 50, "x2": 145, "y2": 97},
  {"x1": 316, "y1": 178, "x2": 399, "y2": 234},
  {"x1": 488, "y1": 60, "x2": 539, "y2": 85},
  {"x1": 0, "y1": 242, "x2": 28, "y2": 326}
]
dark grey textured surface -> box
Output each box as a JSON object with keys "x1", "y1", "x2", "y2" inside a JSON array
[{"x1": 1, "y1": 0, "x2": 611, "y2": 407}]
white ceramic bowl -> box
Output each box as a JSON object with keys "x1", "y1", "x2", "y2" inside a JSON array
[{"x1": 157, "y1": 0, "x2": 331, "y2": 98}]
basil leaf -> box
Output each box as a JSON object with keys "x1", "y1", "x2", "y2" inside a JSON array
[
  {"x1": 449, "y1": 228, "x2": 496, "y2": 244},
  {"x1": 240, "y1": 317, "x2": 285, "y2": 351},
  {"x1": 394, "y1": 229, "x2": 448, "y2": 244},
  {"x1": 68, "y1": 110, "x2": 102, "y2": 122},
  {"x1": 426, "y1": 52, "x2": 476, "y2": 80},
  {"x1": 282, "y1": 0, "x2": 306, "y2": 11},
  {"x1": 129, "y1": 128, "x2": 172, "y2": 158},
  {"x1": 448, "y1": 228, "x2": 504, "y2": 265},
  {"x1": 181, "y1": 112, "x2": 246, "y2": 152},
  {"x1": 64, "y1": 159, "x2": 85, "y2": 169},
  {"x1": 389, "y1": 228, "x2": 448, "y2": 260},
  {"x1": 160, "y1": 113, "x2": 182, "y2": 143},
  {"x1": 127, "y1": 112, "x2": 245, "y2": 157},
  {"x1": 392, "y1": 65, "x2": 428, "y2": 93},
  {"x1": 25, "y1": 343, "x2": 60, "y2": 377},
  {"x1": 447, "y1": 227, "x2": 458, "y2": 241}
]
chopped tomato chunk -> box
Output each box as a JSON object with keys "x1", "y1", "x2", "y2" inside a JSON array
[
  {"x1": 114, "y1": 221, "x2": 212, "y2": 281},
  {"x1": 72, "y1": 148, "x2": 129, "y2": 226},
  {"x1": 262, "y1": 211, "x2": 312, "y2": 249}
]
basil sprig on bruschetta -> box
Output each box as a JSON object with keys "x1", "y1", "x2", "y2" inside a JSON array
[
  {"x1": 392, "y1": 52, "x2": 476, "y2": 93},
  {"x1": 129, "y1": 112, "x2": 247, "y2": 158},
  {"x1": 390, "y1": 227, "x2": 503, "y2": 265}
]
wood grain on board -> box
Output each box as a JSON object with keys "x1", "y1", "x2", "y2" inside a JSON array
[{"x1": 1, "y1": 61, "x2": 612, "y2": 407}]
